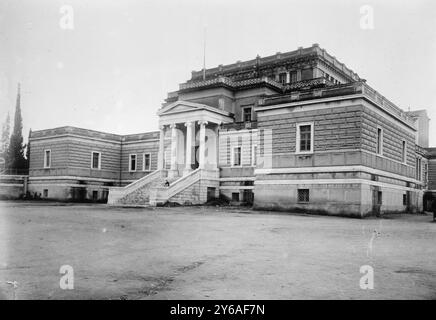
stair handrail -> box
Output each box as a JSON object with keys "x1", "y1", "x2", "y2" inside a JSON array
[
  {"x1": 118, "y1": 170, "x2": 161, "y2": 193},
  {"x1": 165, "y1": 169, "x2": 201, "y2": 199}
]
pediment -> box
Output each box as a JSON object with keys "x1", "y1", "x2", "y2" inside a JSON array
[
  {"x1": 158, "y1": 100, "x2": 231, "y2": 117},
  {"x1": 159, "y1": 104, "x2": 199, "y2": 115}
]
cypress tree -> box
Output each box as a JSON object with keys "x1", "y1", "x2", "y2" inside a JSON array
[
  {"x1": 0, "y1": 112, "x2": 10, "y2": 170},
  {"x1": 8, "y1": 83, "x2": 27, "y2": 172}
]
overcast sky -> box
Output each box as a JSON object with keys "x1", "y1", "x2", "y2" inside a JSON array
[{"x1": 1, "y1": 0, "x2": 435, "y2": 145}]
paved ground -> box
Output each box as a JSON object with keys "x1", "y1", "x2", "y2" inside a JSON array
[{"x1": 0, "y1": 201, "x2": 435, "y2": 300}]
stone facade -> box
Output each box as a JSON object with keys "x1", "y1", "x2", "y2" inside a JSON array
[
  {"x1": 17, "y1": 44, "x2": 435, "y2": 217},
  {"x1": 27, "y1": 126, "x2": 159, "y2": 202}
]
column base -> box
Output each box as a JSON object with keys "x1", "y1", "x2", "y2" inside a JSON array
[
  {"x1": 183, "y1": 168, "x2": 193, "y2": 176},
  {"x1": 168, "y1": 169, "x2": 179, "y2": 179}
]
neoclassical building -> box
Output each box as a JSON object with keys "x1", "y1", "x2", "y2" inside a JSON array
[{"x1": 27, "y1": 44, "x2": 435, "y2": 217}]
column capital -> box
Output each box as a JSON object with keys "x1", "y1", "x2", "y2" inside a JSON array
[
  {"x1": 198, "y1": 120, "x2": 208, "y2": 126},
  {"x1": 184, "y1": 121, "x2": 193, "y2": 128},
  {"x1": 159, "y1": 124, "x2": 166, "y2": 131},
  {"x1": 169, "y1": 123, "x2": 177, "y2": 129}
]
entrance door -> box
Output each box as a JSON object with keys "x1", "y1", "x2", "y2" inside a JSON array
[
  {"x1": 372, "y1": 187, "x2": 381, "y2": 216},
  {"x1": 194, "y1": 146, "x2": 199, "y2": 169}
]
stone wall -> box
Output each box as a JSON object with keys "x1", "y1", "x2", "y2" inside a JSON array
[
  {"x1": 428, "y1": 159, "x2": 436, "y2": 190},
  {"x1": 0, "y1": 175, "x2": 26, "y2": 199},
  {"x1": 257, "y1": 104, "x2": 362, "y2": 155}
]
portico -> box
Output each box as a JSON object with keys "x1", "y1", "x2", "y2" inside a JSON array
[{"x1": 157, "y1": 101, "x2": 233, "y2": 178}]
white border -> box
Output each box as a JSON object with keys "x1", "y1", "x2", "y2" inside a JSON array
[
  {"x1": 376, "y1": 126, "x2": 384, "y2": 155},
  {"x1": 143, "y1": 153, "x2": 151, "y2": 171},
  {"x1": 90, "y1": 151, "x2": 101, "y2": 170},
  {"x1": 296, "y1": 122, "x2": 314, "y2": 154},
  {"x1": 231, "y1": 146, "x2": 242, "y2": 167},
  {"x1": 254, "y1": 165, "x2": 422, "y2": 185},
  {"x1": 252, "y1": 144, "x2": 257, "y2": 166},
  {"x1": 401, "y1": 140, "x2": 407, "y2": 164},
  {"x1": 43, "y1": 149, "x2": 51, "y2": 168},
  {"x1": 242, "y1": 105, "x2": 253, "y2": 122},
  {"x1": 129, "y1": 154, "x2": 137, "y2": 172}
]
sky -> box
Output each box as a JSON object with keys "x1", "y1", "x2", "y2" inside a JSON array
[{"x1": 1, "y1": 0, "x2": 435, "y2": 145}]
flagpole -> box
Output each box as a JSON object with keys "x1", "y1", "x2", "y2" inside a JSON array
[{"x1": 203, "y1": 26, "x2": 206, "y2": 81}]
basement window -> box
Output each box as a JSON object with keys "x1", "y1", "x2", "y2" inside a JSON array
[
  {"x1": 43, "y1": 189, "x2": 48, "y2": 198},
  {"x1": 298, "y1": 189, "x2": 310, "y2": 203}
]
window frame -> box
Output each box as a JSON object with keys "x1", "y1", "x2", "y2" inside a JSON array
[
  {"x1": 143, "y1": 153, "x2": 151, "y2": 171},
  {"x1": 290, "y1": 71, "x2": 297, "y2": 83},
  {"x1": 252, "y1": 144, "x2": 257, "y2": 166},
  {"x1": 376, "y1": 127, "x2": 384, "y2": 155},
  {"x1": 129, "y1": 154, "x2": 137, "y2": 172},
  {"x1": 278, "y1": 72, "x2": 287, "y2": 84},
  {"x1": 416, "y1": 157, "x2": 421, "y2": 181},
  {"x1": 242, "y1": 106, "x2": 253, "y2": 122},
  {"x1": 296, "y1": 122, "x2": 314, "y2": 154},
  {"x1": 401, "y1": 140, "x2": 407, "y2": 164},
  {"x1": 43, "y1": 149, "x2": 51, "y2": 169},
  {"x1": 231, "y1": 146, "x2": 242, "y2": 167},
  {"x1": 90, "y1": 151, "x2": 101, "y2": 170},
  {"x1": 297, "y1": 189, "x2": 310, "y2": 203}
]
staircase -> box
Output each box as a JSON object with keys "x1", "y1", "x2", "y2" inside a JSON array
[
  {"x1": 107, "y1": 170, "x2": 167, "y2": 205},
  {"x1": 107, "y1": 169, "x2": 219, "y2": 206}
]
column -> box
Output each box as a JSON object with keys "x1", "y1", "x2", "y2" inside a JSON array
[
  {"x1": 286, "y1": 71, "x2": 290, "y2": 84},
  {"x1": 169, "y1": 123, "x2": 178, "y2": 177},
  {"x1": 184, "y1": 121, "x2": 194, "y2": 174},
  {"x1": 198, "y1": 120, "x2": 208, "y2": 169},
  {"x1": 157, "y1": 125, "x2": 165, "y2": 170}
]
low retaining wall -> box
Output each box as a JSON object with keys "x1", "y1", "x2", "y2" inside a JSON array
[{"x1": 0, "y1": 175, "x2": 27, "y2": 200}]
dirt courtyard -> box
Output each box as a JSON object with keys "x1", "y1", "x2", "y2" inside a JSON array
[{"x1": 0, "y1": 201, "x2": 435, "y2": 300}]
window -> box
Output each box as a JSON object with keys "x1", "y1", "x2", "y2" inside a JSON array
[
  {"x1": 143, "y1": 153, "x2": 151, "y2": 171},
  {"x1": 129, "y1": 154, "x2": 137, "y2": 172},
  {"x1": 298, "y1": 189, "x2": 310, "y2": 202},
  {"x1": 43, "y1": 149, "x2": 51, "y2": 168},
  {"x1": 218, "y1": 98, "x2": 225, "y2": 109},
  {"x1": 424, "y1": 163, "x2": 428, "y2": 184},
  {"x1": 290, "y1": 71, "x2": 297, "y2": 83},
  {"x1": 325, "y1": 72, "x2": 330, "y2": 80},
  {"x1": 252, "y1": 145, "x2": 257, "y2": 166},
  {"x1": 377, "y1": 191, "x2": 382, "y2": 205},
  {"x1": 91, "y1": 151, "x2": 101, "y2": 169},
  {"x1": 243, "y1": 107, "x2": 252, "y2": 122},
  {"x1": 401, "y1": 140, "x2": 406, "y2": 163},
  {"x1": 92, "y1": 190, "x2": 98, "y2": 201},
  {"x1": 232, "y1": 147, "x2": 241, "y2": 166},
  {"x1": 278, "y1": 72, "x2": 287, "y2": 84},
  {"x1": 376, "y1": 127, "x2": 383, "y2": 155},
  {"x1": 43, "y1": 189, "x2": 48, "y2": 198},
  {"x1": 232, "y1": 192, "x2": 240, "y2": 202},
  {"x1": 403, "y1": 194, "x2": 407, "y2": 206},
  {"x1": 416, "y1": 157, "x2": 421, "y2": 181},
  {"x1": 296, "y1": 123, "x2": 314, "y2": 153}
]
